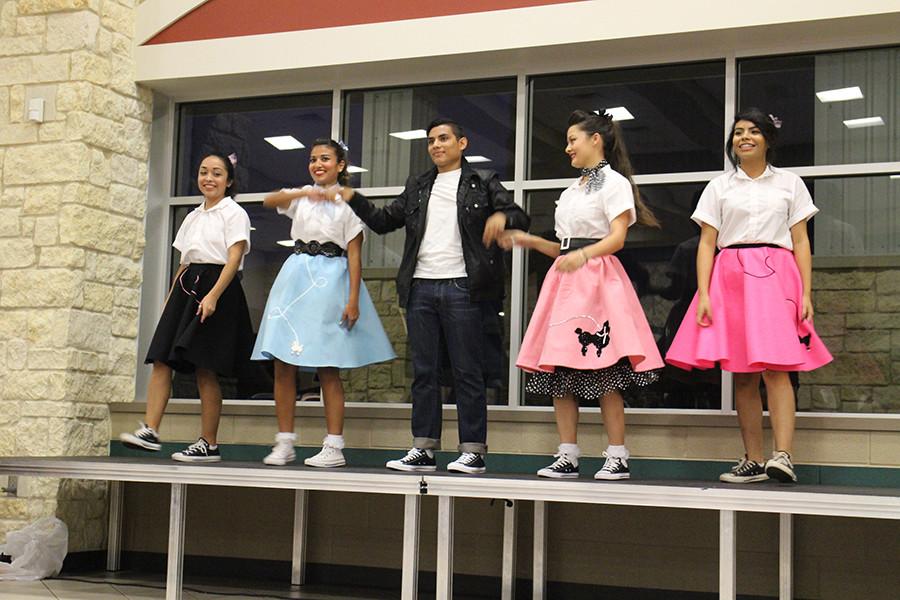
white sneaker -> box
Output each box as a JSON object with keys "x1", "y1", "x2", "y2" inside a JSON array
[
  {"x1": 263, "y1": 433, "x2": 296, "y2": 466},
  {"x1": 304, "y1": 444, "x2": 346, "y2": 468}
]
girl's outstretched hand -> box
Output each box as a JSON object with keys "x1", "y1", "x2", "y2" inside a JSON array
[
  {"x1": 555, "y1": 249, "x2": 588, "y2": 273},
  {"x1": 324, "y1": 185, "x2": 353, "y2": 203},
  {"x1": 696, "y1": 295, "x2": 712, "y2": 327},
  {"x1": 197, "y1": 293, "x2": 219, "y2": 323},
  {"x1": 498, "y1": 229, "x2": 527, "y2": 250},
  {"x1": 341, "y1": 302, "x2": 360, "y2": 330}
]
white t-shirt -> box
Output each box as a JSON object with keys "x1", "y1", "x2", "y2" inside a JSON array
[
  {"x1": 173, "y1": 196, "x2": 251, "y2": 269},
  {"x1": 692, "y1": 166, "x2": 818, "y2": 250},
  {"x1": 414, "y1": 168, "x2": 467, "y2": 279},
  {"x1": 278, "y1": 188, "x2": 364, "y2": 249},
  {"x1": 555, "y1": 165, "x2": 636, "y2": 240}
]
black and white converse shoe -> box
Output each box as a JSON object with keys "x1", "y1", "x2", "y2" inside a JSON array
[
  {"x1": 119, "y1": 422, "x2": 161, "y2": 452},
  {"x1": 447, "y1": 452, "x2": 486, "y2": 474},
  {"x1": 171, "y1": 438, "x2": 221, "y2": 463},
  {"x1": 386, "y1": 448, "x2": 436, "y2": 472},
  {"x1": 537, "y1": 453, "x2": 579, "y2": 479},
  {"x1": 594, "y1": 452, "x2": 630, "y2": 480},
  {"x1": 765, "y1": 451, "x2": 797, "y2": 483},
  {"x1": 719, "y1": 455, "x2": 768, "y2": 483}
]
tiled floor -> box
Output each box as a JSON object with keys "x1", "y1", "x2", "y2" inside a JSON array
[{"x1": 0, "y1": 574, "x2": 401, "y2": 600}]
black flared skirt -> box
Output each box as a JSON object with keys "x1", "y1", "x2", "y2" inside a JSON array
[{"x1": 145, "y1": 263, "x2": 254, "y2": 376}]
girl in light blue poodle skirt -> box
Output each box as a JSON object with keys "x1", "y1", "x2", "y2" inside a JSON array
[{"x1": 252, "y1": 139, "x2": 395, "y2": 467}]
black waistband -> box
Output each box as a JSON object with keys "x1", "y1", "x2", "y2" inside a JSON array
[
  {"x1": 183, "y1": 263, "x2": 242, "y2": 281},
  {"x1": 560, "y1": 237, "x2": 602, "y2": 254},
  {"x1": 294, "y1": 239, "x2": 346, "y2": 257},
  {"x1": 724, "y1": 243, "x2": 781, "y2": 249}
]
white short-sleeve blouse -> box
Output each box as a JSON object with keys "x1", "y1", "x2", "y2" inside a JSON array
[
  {"x1": 173, "y1": 196, "x2": 251, "y2": 269},
  {"x1": 554, "y1": 166, "x2": 636, "y2": 240},
  {"x1": 691, "y1": 166, "x2": 818, "y2": 250},
  {"x1": 278, "y1": 188, "x2": 365, "y2": 248}
]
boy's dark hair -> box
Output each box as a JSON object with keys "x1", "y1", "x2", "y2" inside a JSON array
[{"x1": 426, "y1": 117, "x2": 465, "y2": 141}]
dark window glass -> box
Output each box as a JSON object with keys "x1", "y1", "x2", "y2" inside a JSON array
[
  {"x1": 529, "y1": 61, "x2": 726, "y2": 179},
  {"x1": 343, "y1": 78, "x2": 516, "y2": 187},
  {"x1": 175, "y1": 93, "x2": 332, "y2": 196},
  {"x1": 739, "y1": 47, "x2": 900, "y2": 167},
  {"x1": 521, "y1": 183, "x2": 721, "y2": 409}
]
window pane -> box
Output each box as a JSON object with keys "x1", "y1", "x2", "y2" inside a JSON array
[
  {"x1": 529, "y1": 61, "x2": 725, "y2": 179},
  {"x1": 175, "y1": 93, "x2": 332, "y2": 196},
  {"x1": 343, "y1": 78, "x2": 516, "y2": 187},
  {"x1": 521, "y1": 184, "x2": 721, "y2": 409},
  {"x1": 738, "y1": 47, "x2": 900, "y2": 167}
]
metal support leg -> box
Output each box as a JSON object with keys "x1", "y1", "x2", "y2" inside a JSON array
[
  {"x1": 436, "y1": 496, "x2": 455, "y2": 600},
  {"x1": 533, "y1": 501, "x2": 548, "y2": 600},
  {"x1": 719, "y1": 510, "x2": 736, "y2": 600},
  {"x1": 291, "y1": 490, "x2": 308, "y2": 586},
  {"x1": 779, "y1": 513, "x2": 793, "y2": 600},
  {"x1": 106, "y1": 481, "x2": 124, "y2": 571},
  {"x1": 501, "y1": 500, "x2": 518, "y2": 600},
  {"x1": 166, "y1": 483, "x2": 187, "y2": 600},
  {"x1": 401, "y1": 494, "x2": 421, "y2": 600}
]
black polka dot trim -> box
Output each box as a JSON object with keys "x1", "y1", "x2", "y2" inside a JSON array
[{"x1": 525, "y1": 359, "x2": 660, "y2": 400}]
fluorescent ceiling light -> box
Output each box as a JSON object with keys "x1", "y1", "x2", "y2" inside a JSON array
[
  {"x1": 389, "y1": 129, "x2": 427, "y2": 140},
  {"x1": 843, "y1": 116, "x2": 884, "y2": 129},
  {"x1": 265, "y1": 135, "x2": 304, "y2": 150},
  {"x1": 816, "y1": 86, "x2": 863, "y2": 103},
  {"x1": 466, "y1": 155, "x2": 492, "y2": 163},
  {"x1": 595, "y1": 106, "x2": 634, "y2": 121},
  {"x1": 276, "y1": 240, "x2": 294, "y2": 247},
  {"x1": 890, "y1": 174, "x2": 900, "y2": 180},
  {"x1": 250, "y1": 226, "x2": 256, "y2": 231},
  {"x1": 346, "y1": 165, "x2": 368, "y2": 173}
]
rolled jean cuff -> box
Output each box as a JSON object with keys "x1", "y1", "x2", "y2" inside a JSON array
[
  {"x1": 413, "y1": 437, "x2": 441, "y2": 450},
  {"x1": 458, "y1": 442, "x2": 487, "y2": 454}
]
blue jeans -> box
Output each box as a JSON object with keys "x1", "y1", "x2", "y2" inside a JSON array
[{"x1": 406, "y1": 278, "x2": 488, "y2": 454}]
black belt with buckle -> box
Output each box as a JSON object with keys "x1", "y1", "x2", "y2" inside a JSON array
[
  {"x1": 559, "y1": 237, "x2": 602, "y2": 255},
  {"x1": 293, "y1": 239, "x2": 346, "y2": 257}
]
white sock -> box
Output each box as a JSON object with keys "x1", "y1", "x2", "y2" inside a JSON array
[
  {"x1": 324, "y1": 434, "x2": 345, "y2": 449},
  {"x1": 275, "y1": 432, "x2": 296, "y2": 443},
  {"x1": 558, "y1": 443, "x2": 580, "y2": 458},
  {"x1": 606, "y1": 444, "x2": 629, "y2": 459}
]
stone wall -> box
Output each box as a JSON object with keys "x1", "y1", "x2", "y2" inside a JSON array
[{"x1": 0, "y1": 0, "x2": 150, "y2": 550}]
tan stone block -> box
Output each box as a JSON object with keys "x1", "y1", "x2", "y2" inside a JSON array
[
  {"x1": 67, "y1": 308, "x2": 111, "y2": 352},
  {"x1": 112, "y1": 285, "x2": 139, "y2": 308},
  {"x1": 66, "y1": 110, "x2": 123, "y2": 153},
  {"x1": 110, "y1": 152, "x2": 146, "y2": 188},
  {"x1": 16, "y1": 0, "x2": 95, "y2": 15},
  {"x1": 22, "y1": 184, "x2": 62, "y2": 215},
  {"x1": 81, "y1": 281, "x2": 113, "y2": 312},
  {"x1": 803, "y1": 353, "x2": 891, "y2": 385},
  {"x1": 100, "y1": 0, "x2": 130, "y2": 35},
  {"x1": 0, "y1": 121, "x2": 38, "y2": 143},
  {"x1": 0, "y1": 399, "x2": 21, "y2": 425},
  {"x1": 6, "y1": 372, "x2": 68, "y2": 402},
  {"x1": 0, "y1": 186, "x2": 24, "y2": 208},
  {"x1": 89, "y1": 85, "x2": 124, "y2": 120},
  {"x1": 31, "y1": 54, "x2": 69, "y2": 83},
  {"x1": 70, "y1": 50, "x2": 109, "y2": 85},
  {"x1": 0, "y1": 238, "x2": 35, "y2": 267},
  {"x1": 38, "y1": 120, "x2": 66, "y2": 141},
  {"x1": 27, "y1": 308, "x2": 70, "y2": 346},
  {"x1": 0, "y1": 499, "x2": 33, "y2": 520},
  {"x1": 1, "y1": 268, "x2": 82, "y2": 308},
  {"x1": 7, "y1": 338, "x2": 28, "y2": 369},
  {"x1": 846, "y1": 313, "x2": 900, "y2": 329},
  {"x1": 816, "y1": 290, "x2": 876, "y2": 314},
  {"x1": 111, "y1": 31, "x2": 130, "y2": 57},
  {"x1": 20, "y1": 215, "x2": 35, "y2": 236},
  {"x1": 1, "y1": 1, "x2": 18, "y2": 36},
  {"x1": 93, "y1": 253, "x2": 141, "y2": 286},
  {"x1": 877, "y1": 295, "x2": 900, "y2": 312},
  {"x1": 845, "y1": 330, "x2": 891, "y2": 353},
  {"x1": 33, "y1": 215, "x2": 58, "y2": 245},
  {"x1": 74, "y1": 402, "x2": 106, "y2": 419},
  {"x1": 121, "y1": 117, "x2": 149, "y2": 159},
  {"x1": 0, "y1": 310, "x2": 27, "y2": 339},
  {"x1": 111, "y1": 305, "x2": 137, "y2": 337},
  {"x1": 0, "y1": 340, "x2": 6, "y2": 371},
  {"x1": 61, "y1": 181, "x2": 107, "y2": 209},
  {"x1": 9, "y1": 84, "x2": 25, "y2": 122},
  {"x1": 876, "y1": 271, "x2": 900, "y2": 295},
  {"x1": 46, "y1": 10, "x2": 99, "y2": 52},
  {"x1": 0, "y1": 34, "x2": 43, "y2": 56},
  {"x1": 55, "y1": 81, "x2": 92, "y2": 111},
  {"x1": 0, "y1": 207, "x2": 21, "y2": 236},
  {"x1": 16, "y1": 14, "x2": 45, "y2": 35},
  {"x1": 107, "y1": 345, "x2": 135, "y2": 375},
  {"x1": 123, "y1": 96, "x2": 151, "y2": 123},
  {"x1": 38, "y1": 246, "x2": 85, "y2": 268},
  {"x1": 21, "y1": 400, "x2": 75, "y2": 416},
  {"x1": 4, "y1": 142, "x2": 91, "y2": 184},
  {"x1": 70, "y1": 349, "x2": 100, "y2": 372},
  {"x1": 59, "y1": 204, "x2": 139, "y2": 255},
  {"x1": 109, "y1": 56, "x2": 137, "y2": 98},
  {"x1": 88, "y1": 148, "x2": 110, "y2": 187}
]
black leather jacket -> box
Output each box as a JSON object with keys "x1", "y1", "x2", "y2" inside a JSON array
[{"x1": 347, "y1": 160, "x2": 530, "y2": 308}]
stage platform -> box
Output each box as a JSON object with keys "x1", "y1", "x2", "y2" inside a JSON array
[{"x1": 1, "y1": 456, "x2": 898, "y2": 600}]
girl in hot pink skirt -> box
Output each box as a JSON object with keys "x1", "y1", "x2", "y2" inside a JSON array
[
  {"x1": 666, "y1": 108, "x2": 832, "y2": 484},
  {"x1": 501, "y1": 110, "x2": 663, "y2": 480}
]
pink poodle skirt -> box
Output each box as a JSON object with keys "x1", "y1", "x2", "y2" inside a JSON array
[
  {"x1": 517, "y1": 255, "x2": 664, "y2": 374},
  {"x1": 665, "y1": 246, "x2": 832, "y2": 373}
]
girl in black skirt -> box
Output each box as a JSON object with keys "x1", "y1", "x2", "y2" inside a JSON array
[{"x1": 119, "y1": 152, "x2": 253, "y2": 462}]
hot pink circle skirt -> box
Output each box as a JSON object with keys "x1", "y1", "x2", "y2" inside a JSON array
[
  {"x1": 665, "y1": 246, "x2": 832, "y2": 373},
  {"x1": 517, "y1": 254, "x2": 664, "y2": 373}
]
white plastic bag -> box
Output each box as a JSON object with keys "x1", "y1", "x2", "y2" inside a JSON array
[{"x1": 0, "y1": 517, "x2": 68, "y2": 580}]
